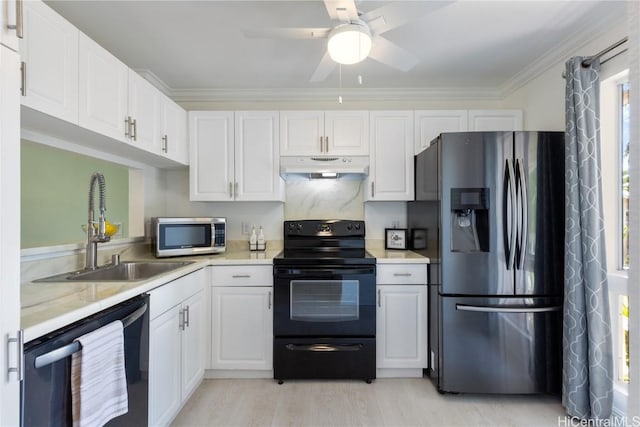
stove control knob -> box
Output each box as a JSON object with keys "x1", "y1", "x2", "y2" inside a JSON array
[
  {"x1": 346, "y1": 223, "x2": 353, "y2": 231},
  {"x1": 296, "y1": 223, "x2": 303, "y2": 232},
  {"x1": 354, "y1": 223, "x2": 361, "y2": 231}
]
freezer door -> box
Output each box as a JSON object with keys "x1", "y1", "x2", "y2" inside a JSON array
[
  {"x1": 513, "y1": 132, "x2": 565, "y2": 296},
  {"x1": 440, "y1": 132, "x2": 514, "y2": 295},
  {"x1": 439, "y1": 296, "x2": 562, "y2": 394}
]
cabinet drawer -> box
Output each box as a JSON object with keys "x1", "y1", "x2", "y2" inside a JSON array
[
  {"x1": 210, "y1": 265, "x2": 272, "y2": 286},
  {"x1": 149, "y1": 269, "x2": 205, "y2": 319},
  {"x1": 377, "y1": 264, "x2": 427, "y2": 285}
]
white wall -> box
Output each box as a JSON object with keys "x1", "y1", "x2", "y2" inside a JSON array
[{"x1": 502, "y1": 24, "x2": 628, "y2": 130}]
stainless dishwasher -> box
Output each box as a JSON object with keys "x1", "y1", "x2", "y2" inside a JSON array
[{"x1": 21, "y1": 294, "x2": 149, "y2": 427}]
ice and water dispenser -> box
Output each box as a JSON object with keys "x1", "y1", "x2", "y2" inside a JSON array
[{"x1": 450, "y1": 188, "x2": 489, "y2": 252}]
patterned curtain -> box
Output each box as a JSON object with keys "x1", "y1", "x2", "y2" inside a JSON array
[{"x1": 563, "y1": 56, "x2": 614, "y2": 419}]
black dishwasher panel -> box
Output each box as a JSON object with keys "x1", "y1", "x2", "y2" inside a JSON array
[{"x1": 21, "y1": 294, "x2": 149, "y2": 427}]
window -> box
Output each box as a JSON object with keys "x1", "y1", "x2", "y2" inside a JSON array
[
  {"x1": 619, "y1": 82, "x2": 630, "y2": 383},
  {"x1": 621, "y1": 82, "x2": 630, "y2": 269}
]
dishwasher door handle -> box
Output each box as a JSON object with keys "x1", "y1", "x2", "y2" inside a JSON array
[{"x1": 34, "y1": 302, "x2": 147, "y2": 369}]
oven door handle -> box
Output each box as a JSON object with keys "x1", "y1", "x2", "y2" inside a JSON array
[
  {"x1": 275, "y1": 267, "x2": 375, "y2": 277},
  {"x1": 285, "y1": 343, "x2": 363, "y2": 352}
]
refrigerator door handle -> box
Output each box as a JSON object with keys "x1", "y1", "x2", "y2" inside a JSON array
[
  {"x1": 456, "y1": 304, "x2": 561, "y2": 313},
  {"x1": 504, "y1": 159, "x2": 517, "y2": 269},
  {"x1": 516, "y1": 159, "x2": 528, "y2": 269}
]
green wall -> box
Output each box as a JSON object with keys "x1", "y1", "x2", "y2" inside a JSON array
[{"x1": 21, "y1": 140, "x2": 129, "y2": 248}]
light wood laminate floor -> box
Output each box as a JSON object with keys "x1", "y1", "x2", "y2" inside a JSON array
[{"x1": 171, "y1": 378, "x2": 565, "y2": 426}]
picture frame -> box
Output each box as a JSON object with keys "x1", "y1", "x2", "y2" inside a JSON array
[{"x1": 385, "y1": 228, "x2": 408, "y2": 250}]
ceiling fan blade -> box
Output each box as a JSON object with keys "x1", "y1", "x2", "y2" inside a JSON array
[
  {"x1": 310, "y1": 51, "x2": 337, "y2": 82},
  {"x1": 243, "y1": 27, "x2": 330, "y2": 39},
  {"x1": 368, "y1": 36, "x2": 419, "y2": 72},
  {"x1": 324, "y1": 0, "x2": 359, "y2": 22},
  {"x1": 363, "y1": 1, "x2": 453, "y2": 35}
]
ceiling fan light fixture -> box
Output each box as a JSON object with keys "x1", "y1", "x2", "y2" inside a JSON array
[{"x1": 327, "y1": 21, "x2": 372, "y2": 65}]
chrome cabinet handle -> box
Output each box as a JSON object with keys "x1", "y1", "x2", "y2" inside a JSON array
[
  {"x1": 234, "y1": 182, "x2": 238, "y2": 198},
  {"x1": 268, "y1": 291, "x2": 272, "y2": 309},
  {"x1": 393, "y1": 273, "x2": 412, "y2": 277},
  {"x1": 20, "y1": 61, "x2": 26, "y2": 96},
  {"x1": 131, "y1": 119, "x2": 137, "y2": 141},
  {"x1": 184, "y1": 305, "x2": 190, "y2": 328},
  {"x1": 179, "y1": 308, "x2": 185, "y2": 330},
  {"x1": 7, "y1": 330, "x2": 23, "y2": 381},
  {"x1": 162, "y1": 135, "x2": 168, "y2": 153},
  {"x1": 320, "y1": 136, "x2": 324, "y2": 153},
  {"x1": 377, "y1": 289, "x2": 381, "y2": 307},
  {"x1": 7, "y1": 0, "x2": 24, "y2": 39},
  {"x1": 325, "y1": 136, "x2": 329, "y2": 153},
  {"x1": 124, "y1": 116, "x2": 131, "y2": 138},
  {"x1": 371, "y1": 182, "x2": 375, "y2": 198},
  {"x1": 232, "y1": 274, "x2": 251, "y2": 278}
]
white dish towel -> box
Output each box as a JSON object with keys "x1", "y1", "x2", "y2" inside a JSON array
[{"x1": 71, "y1": 320, "x2": 128, "y2": 427}]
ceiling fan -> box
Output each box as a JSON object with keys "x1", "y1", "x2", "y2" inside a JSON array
[{"x1": 243, "y1": 0, "x2": 449, "y2": 82}]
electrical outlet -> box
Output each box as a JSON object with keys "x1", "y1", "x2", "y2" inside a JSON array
[{"x1": 241, "y1": 222, "x2": 250, "y2": 235}]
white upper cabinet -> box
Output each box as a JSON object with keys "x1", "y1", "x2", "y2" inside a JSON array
[
  {"x1": 366, "y1": 111, "x2": 414, "y2": 201},
  {"x1": 280, "y1": 110, "x2": 368, "y2": 156},
  {"x1": 160, "y1": 93, "x2": 188, "y2": 165},
  {"x1": 189, "y1": 111, "x2": 283, "y2": 202},
  {"x1": 0, "y1": 0, "x2": 21, "y2": 51},
  {"x1": 234, "y1": 111, "x2": 284, "y2": 201},
  {"x1": 78, "y1": 32, "x2": 128, "y2": 142},
  {"x1": 414, "y1": 110, "x2": 467, "y2": 154},
  {"x1": 127, "y1": 69, "x2": 161, "y2": 154},
  {"x1": 20, "y1": 0, "x2": 78, "y2": 123},
  {"x1": 189, "y1": 111, "x2": 234, "y2": 201},
  {"x1": 468, "y1": 109, "x2": 523, "y2": 131}
]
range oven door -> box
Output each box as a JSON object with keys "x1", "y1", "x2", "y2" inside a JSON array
[{"x1": 273, "y1": 265, "x2": 376, "y2": 337}]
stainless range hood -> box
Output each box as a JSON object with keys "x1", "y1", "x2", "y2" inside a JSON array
[{"x1": 280, "y1": 156, "x2": 369, "y2": 180}]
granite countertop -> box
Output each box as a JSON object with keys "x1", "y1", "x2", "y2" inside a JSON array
[{"x1": 21, "y1": 244, "x2": 428, "y2": 342}]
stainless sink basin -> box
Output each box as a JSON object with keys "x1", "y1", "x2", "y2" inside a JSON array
[{"x1": 35, "y1": 261, "x2": 194, "y2": 282}]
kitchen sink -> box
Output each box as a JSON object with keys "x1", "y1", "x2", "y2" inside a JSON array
[{"x1": 35, "y1": 261, "x2": 194, "y2": 282}]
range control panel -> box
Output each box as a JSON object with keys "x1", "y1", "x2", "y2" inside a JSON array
[{"x1": 284, "y1": 220, "x2": 365, "y2": 237}]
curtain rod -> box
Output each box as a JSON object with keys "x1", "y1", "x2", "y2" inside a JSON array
[
  {"x1": 581, "y1": 37, "x2": 628, "y2": 67},
  {"x1": 561, "y1": 37, "x2": 629, "y2": 78}
]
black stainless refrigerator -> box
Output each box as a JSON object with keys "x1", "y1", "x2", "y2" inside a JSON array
[{"x1": 408, "y1": 131, "x2": 564, "y2": 394}]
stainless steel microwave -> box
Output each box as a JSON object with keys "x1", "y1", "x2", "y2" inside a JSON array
[{"x1": 152, "y1": 217, "x2": 226, "y2": 257}]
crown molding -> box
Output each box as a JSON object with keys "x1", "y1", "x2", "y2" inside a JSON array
[
  {"x1": 169, "y1": 86, "x2": 503, "y2": 103},
  {"x1": 498, "y1": 5, "x2": 629, "y2": 97},
  {"x1": 133, "y1": 68, "x2": 173, "y2": 97}
]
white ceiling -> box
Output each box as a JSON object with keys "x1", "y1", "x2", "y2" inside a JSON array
[{"x1": 45, "y1": 0, "x2": 628, "y2": 100}]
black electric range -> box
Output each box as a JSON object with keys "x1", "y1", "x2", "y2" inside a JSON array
[{"x1": 272, "y1": 220, "x2": 377, "y2": 384}]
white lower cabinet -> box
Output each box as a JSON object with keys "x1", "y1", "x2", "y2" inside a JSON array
[
  {"x1": 148, "y1": 269, "x2": 207, "y2": 427},
  {"x1": 210, "y1": 265, "x2": 273, "y2": 373},
  {"x1": 376, "y1": 263, "x2": 428, "y2": 377}
]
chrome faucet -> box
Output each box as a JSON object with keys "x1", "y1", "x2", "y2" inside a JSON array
[{"x1": 85, "y1": 172, "x2": 110, "y2": 270}]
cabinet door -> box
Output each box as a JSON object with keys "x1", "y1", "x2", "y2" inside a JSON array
[
  {"x1": 211, "y1": 286, "x2": 273, "y2": 370},
  {"x1": 468, "y1": 110, "x2": 523, "y2": 131},
  {"x1": 376, "y1": 285, "x2": 427, "y2": 369},
  {"x1": 414, "y1": 110, "x2": 467, "y2": 154},
  {"x1": 367, "y1": 111, "x2": 414, "y2": 201},
  {"x1": 78, "y1": 32, "x2": 128, "y2": 142},
  {"x1": 149, "y1": 305, "x2": 182, "y2": 427},
  {"x1": 0, "y1": 0, "x2": 20, "y2": 51},
  {"x1": 324, "y1": 111, "x2": 369, "y2": 155},
  {"x1": 279, "y1": 111, "x2": 324, "y2": 155},
  {"x1": 128, "y1": 70, "x2": 161, "y2": 154},
  {"x1": 189, "y1": 111, "x2": 234, "y2": 201},
  {"x1": 234, "y1": 111, "x2": 283, "y2": 201},
  {"x1": 181, "y1": 290, "x2": 205, "y2": 401},
  {"x1": 161, "y1": 95, "x2": 188, "y2": 165},
  {"x1": 0, "y1": 45, "x2": 21, "y2": 427},
  {"x1": 20, "y1": 1, "x2": 78, "y2": 123}
]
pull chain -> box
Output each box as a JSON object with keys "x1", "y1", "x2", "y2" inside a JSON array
[{"x1": 338, "y1": 64, "x2": 343, "y2": 104}]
